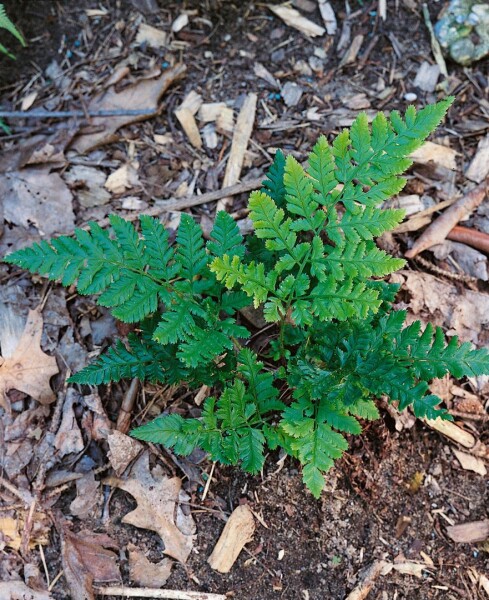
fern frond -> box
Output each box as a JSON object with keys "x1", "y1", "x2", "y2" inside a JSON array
[
  {"x1": 261, "y1": 150, "x2": 286, "y2": 206},
  {"x1": 175, "y1": 213, "x2": 208, "y2": 280}
]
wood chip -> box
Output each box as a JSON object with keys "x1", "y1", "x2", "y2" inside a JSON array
[
  {"x1": 466, "y1": 134, "x2": 489, "y2": 184},
  {"x1": 202, "y1": 123, "x2": 218, "y2": 149},
  {"x1": 198, "y1": 102, "x2": 227, "y2": 123},
  {"x1": 425, "y1": 418, "x2": 475, "y2": 448},
  {"x1": 179, "y1": 90, "x2": 203, "y2": 116},
  {"x1": 410, "y1": 141, "x2": 458, "y2": 170},
  {"x1": 453, "y1": 449, "x2": 487, "y2": 476},
  {"x1": 216, "y1": 92, "x2": 257, "y2": 212},
  {"x1": 281, "y1": 82, "x2": 303, "y2": 107},
  {"x1": 339, "y1": 34, "x2": 364, "y2": 67},
  {"x1": 216, "y1": 107, "x2": 234, "y2": 133},
  {"x1": 135, "y1": 23, "x2": 168, "y2": 48},
  {"x1": 413, "y1": 61, "x2": 440, "y2": 92},
  {"x1": 175, "y1": 108, "x2": 202, "y2": 149},
  {"x1": 172, "y1": 13, "x2": 189, "y2": 33},
  {"x1": 268, "y1": 4, "x2": 325, "y2": 38},
  {"x1": 446, "y1": 519, "x2": 489, "y2": 543},
  {"x1": 253, "y1": 62, "x2": 280, "y2": 89},
  {"x1": 318, "y1": 0, "x2": 337, "y2": 35},
  {"x1": 208, "y1": 505, "x2": 255, "y2": 573}
]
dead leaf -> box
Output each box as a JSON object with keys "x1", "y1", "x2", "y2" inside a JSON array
[
  {"x1": 104, "y1": 452, "x2": 195, "y2": 562},
  {"x1": 0, "y1": 581, "x2": 52, "y2": 600},
  {"x1": 128, "y1": 543, "x2": 173, "y2": 587},
  {"x1": 104, "y1": 162, "x2": 140, "y2": 194},
  {"x1": 0, "y1": 309, "x2": 59, "y2": 411},
  {"x1": 2, "y1": 167, "x2": 75, "y2": 236},
  {"x1": 70, "y1": 472, "x2": 101, "y2": 518},
  {"x1": 107, "y1": 430, "x2": 143, "y2": 476},
  {"x1": 392, "y1": 561, "x2": 426, "y2": 578},
  {"x1": 71, "y1": 65, "x2": 186, "y2": 153},
  {"x1": 391, "y1": 271, "x2": 489, "y2": 344},
  {"x1": 466, "y1": 133, "x2": 489, "y2": 183},
  {"x1": 54, "y1": 389, "x2": 84, "y2": 457},
  {"x1": 208, "y1": 505, "x2": 255, "y2": 573},
  {"x1": 446, "y1": 519, "x2": 489, "y2": 543},
  {"x1": 410, "y1": 141, "x2": 458, "y2": 170},
  {"x1": 63, "y1": 165, "x2": 111, "y2": 208},
  {"x1": 0, "y1": 512, "x2": 49, "y2": 551},
  {"x1": 61, "y1": 528, "x2": 121, "y2": 600},
  {"x1": 453, "y1": 449, "x2": 487, "y2": 476}
]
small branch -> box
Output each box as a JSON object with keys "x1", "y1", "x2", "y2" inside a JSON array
[
  {"x1": 116, "y1": 377, "x2": 139, "y2": 434},
  {"x1": 0, "y1": 109, "x2": 158, "y2": 119},
  {"x1": 95, "y1": 177, "x2": 263, "y2": 228},
  {"x1": 447, "y1": 225, "x2": 489, "y2": 255},
  {"x1": 405, "y1": 179, "x2": 489, "y2": 258},
  {"x1": 95, "y1": 587, "x2": 227, "y2": 599}
]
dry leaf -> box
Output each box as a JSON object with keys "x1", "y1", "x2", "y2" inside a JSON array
[
  {"x1": 63, "y1": 165, "x2": 111, "y2": 208},
  {"x1": 0, "y1": 309, "x2": 59, "y2": 410},
  {"x1": 2, "y1": 167, "x2": 75, "y2": 236},
  {"x1": 71, "y1": 65, "x2": 186, "y2": 153},
  {"x1": 54, "y1": 389, "x2": 84, "y2": 457},
  {"x1": 0, "y1": 581, "x2": 52, "y2": 600},
  {"x1": 0, "y1": 512, "x2": 49, "y2": 551},
  {"x1": 453, "y1": 448, "x2": 487, "y2": 476},
  {"x1": 466, "y1": 133, "x2": 489, "y2": 183},
  {"x1": 70, "y1": 472, "x2": 102, "y2": 518},
  {"x1": 107, "y1": 430, "x2": 143, "y2": 476},
  {"x1": 105, "y1": 162, "x2": 140, "y2": 194},
  {"x1": 208, "y1": 505, "x2": 255, "y2": 573},
  {"x1": 61, "y1": 527, "x2": 121, "y2": 600},
  {"x1": 392, "y1": 561, "x2": 426, "y2": 578},
  {"x1": 128, "y1": 543, "x2": 173, "y2": 587},
  {"x1": 410, "y1": 141, "x2": 458, "y2": 170},
  {"x1": 104, "y1": 452, "x2": 195, "y2": 562},
  {"x1": 268, "y1": 4, "x2": 325, "y2": 37}
]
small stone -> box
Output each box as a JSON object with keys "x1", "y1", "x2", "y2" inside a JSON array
[
  {"x1": 404, "y1": 92, "x2": 417, "y2": 102},
  {"x1": 281, "y1": 82, "x2": 303, "y2": 107}
]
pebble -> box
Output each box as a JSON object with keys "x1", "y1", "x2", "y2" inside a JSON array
[{"x1": 404, "y1": 92, "x2": 418, "y2": 102}]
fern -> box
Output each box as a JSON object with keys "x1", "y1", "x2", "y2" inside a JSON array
[
  {"x1": 0, "y1": 3, "x2": 25, "y2": 59},
  {"x1": 6, "y1": 98, "x2": 489, "y2": 498}
]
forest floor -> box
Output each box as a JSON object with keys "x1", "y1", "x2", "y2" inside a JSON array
[{"x1": 0, "y1": 1, "x2": 488, "y2": 599}]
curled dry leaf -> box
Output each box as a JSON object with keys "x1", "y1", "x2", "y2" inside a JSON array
[
  {"x1": 71, "y1": 65, "x2": 186, "y2": 153},
  {"x1": 61, "y1": 527, "x2": 121, "y2": 600},
  {"x1": 0, "y1": 309, "x2": 59, "y2": 411},
  {"x1": 104, "y1": 452, "x2": 195, "y2": 563}
]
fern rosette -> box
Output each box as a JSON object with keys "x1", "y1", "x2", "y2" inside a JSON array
[{"x1": 6, "y1": 98, "x2": 489, "y2": 497}]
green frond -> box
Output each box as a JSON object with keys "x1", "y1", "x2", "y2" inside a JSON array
[
  {"x1": 175, "y1": 213, "x2": 208, "y2": 280},
  {"x1": 207, "y1": 211, "x2": 245, "y2": 259},
  {"x1": 261, "y1": 150, "x2": 287, "y2": 206}
]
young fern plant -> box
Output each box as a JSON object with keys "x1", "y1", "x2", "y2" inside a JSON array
[{"x1": 6, "y1": 98, "x2": 489, "y2": 497}]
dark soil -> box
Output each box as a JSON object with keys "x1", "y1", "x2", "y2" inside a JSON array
[{"x1": 1, "y1": 1, "x2": 488, "y2": 599}]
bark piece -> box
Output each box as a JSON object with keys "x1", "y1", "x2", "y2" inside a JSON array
[
  {"x1": 198, "y1": 102, "x2": 227, "y2": 123},
  {"x1": 446, "y1": 519, "x2": 489, "y2": 543},
  {"x1": 208, "y1": 505, "x2": 255, "y2": 573},
  {"x1": 216, "y1": 93, "x2": 257, "y2": 212},
  {"x1": 318, "y1": 0, "x2": 337, "y2": 35}
]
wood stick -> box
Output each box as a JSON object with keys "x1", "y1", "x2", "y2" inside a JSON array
[
  {"x1": 216, "y1": 93, "x2": 257, "y2": 212},
  {"x1": 447, "y1": 225, "x2": 489, "y2": 255},
  {"x1": 95, "y1": 587, "x2": 226, "y2": 599},
  {"x1": 0, "y1": 109, "x2": 158, "y2": 119},
  {"x1": 405, "y1": 179, "x2": 489, "y2": 258},
  {"x1": 94, "y1": 178, "x2": 263, "y2": 229}
]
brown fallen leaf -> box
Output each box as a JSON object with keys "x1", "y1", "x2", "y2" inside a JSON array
[
  {"x1": 208, "y1": 505, "x2": 255, "y2": 573},
  {"x1": 70, "y1": 472, "x2": 102, "y2": 518},
  {"x1": 54, "y1": 389, "x2": 84, "y2": 457},
  {"x1": 446, "y1": 519, "x2": 489, "y2": 543},
  {"x1": 0, "y1": 581, "x2": 52, "y2": 600},
  {"x1": 104, "y1": 452, "x2": 195, "y2": 562},
  {"x1": 61, "y1": 526, "x2": 121, "y2": 600},
  {"x1": 128, "y1": 543, "x2": 173, "y2": 587},
  {"x1": 104, "y1": 162, "x2": 140, "y2": 195},
  {"x1": 0, "y1": 309, "x2": 59, "y2": 411},
  {"x1": 107, "y1": 430, "x2": 143, "y2": 476},
  {"x1": 2, "y1": 167, "x2": 75, "y2": 237},
  {"x1": 71, "y1": 65, "x2": 186, "y2": 153}
]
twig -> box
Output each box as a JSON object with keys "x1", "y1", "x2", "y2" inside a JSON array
[
  {"x1": 95, "y1": 587, "x2": 227, "y2": 599},
  {"x1": 95, "y1": 177, "x2": 263, "y2": 228},
  {"x1": 116, "y1": 378, "x2": 139, "y2": 434},
  {"x1": 0, "y1": 476, "x2": 33, "y2": 504},
  {"x1": 405, "y1": 179, "x2": 489, "y2": 258},
  {"x1": 201, "y1": 461, "x2": 216, "y2": 502},
  {"x1": 413, "y1": 255, "x2": 479, "y2": 285},
  {"x1": 447, "y1": 225, "x2": 489, "y2": 255},
  {"x1": 422, "y1": 3, "x2": 448, "y2": 77},
  {"x1": 0, "y1": 108, "x2": 158, "y2": 119}
]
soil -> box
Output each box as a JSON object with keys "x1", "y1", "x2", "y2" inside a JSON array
[{"x1": 1, "y1": 1, "x2": 488, "y2": 599}]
